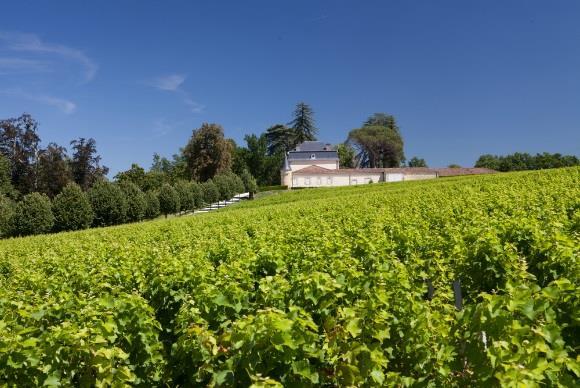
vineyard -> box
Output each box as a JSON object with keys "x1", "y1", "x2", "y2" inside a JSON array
[{"x1": 0, "y1": 168, "x2": 578, "y2": 387}]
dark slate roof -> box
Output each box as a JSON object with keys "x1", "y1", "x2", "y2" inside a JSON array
[
  {"x1": 293, "y1": 141, "x2": 333, "y2": 152},
  {"x1": 287, "y1": 150, "x2": 339, "y2": 161}
]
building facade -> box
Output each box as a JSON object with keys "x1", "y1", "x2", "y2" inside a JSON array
[{"x1": 281, "y1": 141, "x2": 495, "y2": 188}]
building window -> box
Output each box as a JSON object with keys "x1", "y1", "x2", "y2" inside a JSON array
[
  {"x1": 310, "y1": 154, "x2": 316, "y2": 160},
  {"x1": 305, "y1": 177, "x2": 311, "y2": 185},
  {"x1": 293, "y1": 177, "x2": 298, "y2": 186},
  {"x1": 327, "y1": 177, "x2": 333, "y2": 185},
  {"x1": 317, "y1": 177, "x2": 322, "y2": 185}
]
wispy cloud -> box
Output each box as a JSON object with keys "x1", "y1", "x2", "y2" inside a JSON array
[
  {"x1": 146, "y1": 74, "x2": 186, "y2": 91},
  {"x1": 150, "y1": 118, "x2": 173, "y2": 138},
  {"x1": 184, "y1": 97, "x2": 205, "y2": 113},
  {"x1": 0, "y1": 57, "x2": 52, "y2": 74},
  {"x1": 0, "y1": 31, "x2": 98, "y2": 82},
  {"x1": 0, "y1": 88, "x2": 76, "y2": 114},
  {"x1": 145, "y1": 73, "x2": 205, "y2": 113},
  {"x1": 307, "y1": 14, "x2": 329, "y2": 23}
]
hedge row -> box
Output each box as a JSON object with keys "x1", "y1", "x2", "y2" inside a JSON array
[{"x1": 0, "y1": 171, "x2": 256, "y2": 238}]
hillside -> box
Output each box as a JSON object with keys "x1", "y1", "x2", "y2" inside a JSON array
[{"x1": 1, "y1": 168, "x2": 579, "y2": 386}]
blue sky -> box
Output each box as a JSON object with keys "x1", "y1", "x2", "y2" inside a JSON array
[{"x1": 1, "y1": 1, "x2": 579, "y2": 175}]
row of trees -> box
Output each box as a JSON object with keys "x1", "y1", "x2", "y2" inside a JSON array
[
  {"x1": 0, "y1": 170, "x2": 256, "y2": 238},
  {"x1": 475, "y1": 152, "x2": 579, "y2": 172},
  {"x1": 0, "y1": 114, "x2": 108, "y2": 199}
]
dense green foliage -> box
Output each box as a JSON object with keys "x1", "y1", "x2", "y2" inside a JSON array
[
  {"x1": 0, "y1": 195, "x2": 14, "y2": 238},
  {"x1": 119, "y1": 181, "x2": 147, "y2": 222},
  {"x1": 183, "y1": 123, "x2": 233, "y2": 182},
  {"x1": 0, "y1": 155, "x2": 15, "y2": 198},
  {"x1": 144, "y1": 190, "x2": 161, "y2": 219},
  {"x1": 475, "y1": 152, "x2": 579, "y2": 171},
  {"x1": 240, "y1": 169, "x2": 258, "y2": 194},
  {"x1": 88, "y1": 181, "x2": 128, "y2": 227},
  {"x1": 337, "y1": 143, "x2": 356, "y2": 168},
  {"x1": 408, "y1": 156, "x2": 428, "y2": 167},
  {"x1": 1, "y1": 113, "x2": 108, "y2": 199},
  {"x1": 289, "y1": 102, "x2": 318, "y2": 144},
  {"x1": 201, "y1": 179, "x2": 220, "y2": 205},
  {"x1": 10, "y1": 192, "x2": 54, "y2": 236},
  {"x1": 158, "y1": 183, "x2": 180, "y2": 217},
  {"x1": 0, "y1": 168, "x2": 578, "y2": 386},
  {"x1": 190, "y1": 182, "x2": 203, "y2": 208},
  {"x1": 174, "y1": 180, "x2": 195, "y2": 212},
  {"x1": 348, "y1": 114, "x2": 405, "y2": 168},
  {"x1": 52, "y1": 183, "x2": 94, "y2": 232}
]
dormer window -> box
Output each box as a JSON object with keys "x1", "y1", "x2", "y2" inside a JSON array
[{"x1": 310, "y1": 154, "x2": 316, "y2": 160}]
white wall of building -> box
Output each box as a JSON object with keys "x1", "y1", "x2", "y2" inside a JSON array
[
  {"x1": 403, "y1": 173, "x2": 437, "y2": 181},
  {"x1": 292, "y1": 172, "x2": 384, "y2": 188},
  {"x1": 385, "y1": 173, "x2": 404, "y2": 182}
]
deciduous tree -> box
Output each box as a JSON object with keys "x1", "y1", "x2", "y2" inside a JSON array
[
  {"x1": 157, "y1": 183, "x2": 180, "y2": 217},
  {"x1": 115, "y1": 163, "x2": 146, "y2": 190},
  {"x1": 144, "y1": 190, "x2": 160, "y2": 219},
  {"x1": 37, "y1": 143, "x2": 72, "y2": 198},
  {"x1": 70, "y1": 138, "x2": 109, "y2": 190},
  {"x1": 88, "y1": 181, "x2": 127, "y2": 226},
  {"x1": 408, "y1": 157, "x2": 427, "y2": 168},
  {"x1": 337, "y1": 143, "x2": 356, "y2": 168},
  {"x1": 201, "y1": 179, "x2": 219, "y2": 205},
  {"x1": 0, "y1": 195, "x2": 14, "y2": 237},
  {"x1": 174, "y1": 180, "x2": 195, "y2": 212},
  {"x1": 240, "y1": 169, "x2": 258, "y2": 198},
  {"x1": 0, "y1": 113, "x2": 41, "y2": 194},
  {"x1": 347, "y1": 114, "x2": 405, "y2": 168},
  {"x1": 11, "y1": 192, "x2": 54, "y2": 236},
  {"x1": 0, "y1": 154, "x2": 15, "y2": 198},
  {"x1": 182, "y1": 123, "x2": 233, "y2": 181},
  {"x1": 119, "y1": 181, "x2": 146, "y2": 222},
  {"x1": 52, "y1": 183, "x2": 93, "y2": 232}
]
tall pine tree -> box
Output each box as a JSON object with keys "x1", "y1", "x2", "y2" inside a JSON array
[{"x1": 288, "y1": 102, "x2": 317, "y2": 145}]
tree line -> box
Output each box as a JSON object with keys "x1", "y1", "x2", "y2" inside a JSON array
[
  {"x1": 0, "y1": 113, "x2": 258, "y2": 239},
  {"x1": 475, "y1": 152, "x2": 579, "y2": 172},
  {"x1": 0, "y1": 171, "x2": 256, "y2": 238},
  {"x1": 0, "y1": 114, "x2": 108, "y2": 198}
]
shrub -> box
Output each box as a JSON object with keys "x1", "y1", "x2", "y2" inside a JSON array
[
  {"x1": 144, "y1": 190, "x2": 160, "y2": 219},
  {"x1": 158, "y1": 184, "x2": 180, "y2": 217},
  {"x1": 11, "y1": 192, "x2": 54, "y2": 236},
  {"x1": 0, "y1": 195, "x2": 15, "y2": 237},
  {"x1": 119, "y1": 181, "x2": 146, "y2": 222},
  {"x1": 213, "y1": 174, "x2": 234, "y2": 201},
  {"x1": 88, "y1": 181, "x2": 128, "y2": 227},
  {"x1": 174, "y1": 180, "x2": 195, "y2": 212},
  {"x1": 190, "y1": 182, "x2": 203, "y2": 209},
  {"x1": 240, "y1": 170, "x2": 258, "y2": 194},
  {"x1": 231, "y1": 173, "x2": 245, "y2": 195},
  {"x1": 52, "y1": 183, "x2": 93, "y2": 232},
  {"x1": 201, "y1": 180, "x2": 219, "y2": 205}
]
